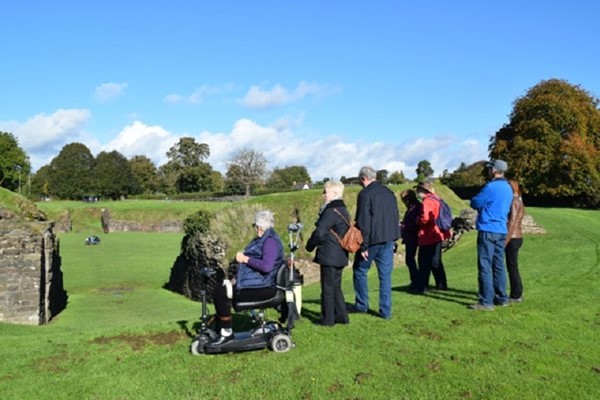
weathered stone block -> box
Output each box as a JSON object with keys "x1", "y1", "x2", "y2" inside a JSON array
[{"x1": 0, "y1": 216, "x2": 67, "y2": 325}]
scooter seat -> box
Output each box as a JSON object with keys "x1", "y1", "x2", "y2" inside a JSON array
[{"x1": 233, "y1": 264, "x2": 288, "y2": 312}]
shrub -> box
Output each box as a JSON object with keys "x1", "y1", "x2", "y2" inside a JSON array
[{"x1": 183, "y1": 209, "x2": 213, "y2": 236}]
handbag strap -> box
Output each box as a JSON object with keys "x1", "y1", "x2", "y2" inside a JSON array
[
  {"x1": 332, "y1": 208, "x2": 351, "y2": 227},
  {"x1": 329, "y1": 208, "x2": 350, "y2": 244}
]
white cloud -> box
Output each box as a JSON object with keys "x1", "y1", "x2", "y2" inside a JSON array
[
  {"x1": 240, "y1": 81, "x2": 339, "y2": 110},
  {"x1": 2, "y1": 110, "x2": 488, "y2": 180},
  {"x1": 193, "y1": 120, "x2": 487, "y2": 181},
  {"x1": 103, "y1": 121, "x2": 177, "y2": 165},
  {"x1": 240, "y1": 85, "x2": 289, "y2": 109},
  {"x1": 93, "y1": 82, "x2": 128, "y2": 102},
  {"x1": 0, "y1": 109, "x2": 93, "y2": 170},
  {"x1": 164, "y1": 83, "x2": 235, "y2": 104}
]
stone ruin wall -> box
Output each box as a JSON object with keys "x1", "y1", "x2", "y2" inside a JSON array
[
  {"x1": 101, "y1": 208, "x2": 182, "y2": 233},
  {"x1": 0, "y1": 218, "x2": 67, "y2": 325}
]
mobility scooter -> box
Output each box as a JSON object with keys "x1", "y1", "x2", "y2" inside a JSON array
[{"x1": 190, "y1": 222, "x2": 303, "y2": 355}]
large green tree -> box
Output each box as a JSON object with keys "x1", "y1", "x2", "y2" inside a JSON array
[
  {"x1": 490, "y1": 78, "x2": 600, "y2": 206},
  {"x1": 387, "y1": 170, "x2": 406, "y2": 185},
  {"x1": 0, "y1": 131, "x2": 31, "y2": 193},
  {"x1": 175, "y1": 162, "x2": 216, "y2": 193},
  {"x1": 224, "y1": 164, "x2": 246, "y2": 195},
  {"x1": 165, "y1": 137, "x2": 210, "y2": 169},
  {"x1": 49, "y1": 143, "x2": 95, "y2": 199},
  {"x1": 30, "y1": 165, "x2": 52, "y2": 198},
  {"x1": 162, "y1": 137, "x2": 212, "y2": 193},
  {"x1": 415, "y1": 160, "x2": 434, "y2": 182},
  {"x1": 129, "y1": 155, "x2": 160, "y2": 194},
  {"x1": 267, "y1": 165, "x2": 311, "y2": 190},
  {"x1": 157, "y1": 163, "x2": 179, "y2": 194},
  {"x1": 94, "y1": 150, "x2": 140, "y2": 200}
]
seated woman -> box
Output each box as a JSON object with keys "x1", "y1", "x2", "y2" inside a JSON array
[{"x1": 211, "y1": 210, "x2": 285, "y2": 345}]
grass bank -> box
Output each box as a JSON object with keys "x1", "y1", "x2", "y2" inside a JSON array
[{"x1": 36, "y1": 199, "x2": 234, "y2": 233}]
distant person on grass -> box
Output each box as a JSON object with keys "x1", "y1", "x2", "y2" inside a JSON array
[
  {"x1": 306, "y1": 180, "x2": 350, "y2": 326},
  {"x1": 412, "y1": 181, "x2": 450, "y2": 294},
  {"x1": 211, "y1": 210, "x2": 285, "y2": 345},
  {"x1": 399, "y1": 189, "x2": 420, "y2": 290},
  {"x1": 350, "y1": 166, "x2": 401, "y2": 320},
  {"x1": 505, "y1": 179, "x2": 525, "y2": 304},
  {"x1": 469, "y1": 160, "x2": 513, "y2": 311}
]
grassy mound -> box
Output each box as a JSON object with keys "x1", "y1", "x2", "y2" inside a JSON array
[{"x1": 0, "y1": 187, "x2": 47, "y2": 221}]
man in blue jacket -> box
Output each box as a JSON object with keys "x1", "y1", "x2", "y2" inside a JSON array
[
  {"x1": 469, "y1": 160, "x2": 513, "y2": 310},
  {"x1": 350, "y1": 166, "x2": 401, "y2": 319}
]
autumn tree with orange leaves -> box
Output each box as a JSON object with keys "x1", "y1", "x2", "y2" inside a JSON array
[{"x1": 490, "y1": 79, "x2": 600, "y2": 207}]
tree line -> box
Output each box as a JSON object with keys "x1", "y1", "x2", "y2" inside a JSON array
[
  {"x1": 1, "y1": 79, "x2": 599, "y2": 207},
  {"x1": 0, "y1": 136, "x2": 317, "y2": 200}
]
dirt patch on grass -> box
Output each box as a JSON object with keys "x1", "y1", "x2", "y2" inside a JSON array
[
  {"x1": 353, "y1": 372, "x2": 373, "y2": 384},
  {"x1": 403, "y1": 323, "x2": 444, "y2": 341},
  {"x1": 33, "y1": 351, "x2": 88, "y2": 374},
  {"x1": 327, "y1": 381, "x2": 344, "y2": 393},
  {"x1": 97, "y1": 286, "x2": 135, "y2": 293},
  {"x1": 426, "y1": 359, "x2": 442, "y2": 372},
  {"x1": 89, "y1": 330, "x2": 188, "y2": 352}
]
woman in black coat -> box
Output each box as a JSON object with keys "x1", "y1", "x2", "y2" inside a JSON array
[{"x1": 306, "y1": 180, "x2": 350, "y2": 326}]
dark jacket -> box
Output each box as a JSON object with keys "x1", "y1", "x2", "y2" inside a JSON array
[
  {"x1": 236, "y1": 228, "x2": 284, "y2": 290},
  {"x1": 401, "y1": 202, "x2": 421, "y2": 244},
  {"x1": 306, "y1": 199, "x2": 350, "y2": 267},
  {"x1": 355, "y1": 181, "x2": 401, "y2": 251}
]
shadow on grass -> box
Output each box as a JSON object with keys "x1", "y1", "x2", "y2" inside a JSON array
[
  {"x1": 424, "y1": 290, "x2": 476, "y2": 307},
  {"x1": 177, "y1": 311, "x2": 260, "y2": 339},
  {"x1": 298, "y1": 300, "x2": 321, "y2": 323},
  {"x1": 301, "y1": 299, "x2": 384, "y2": 323},
  {"x1": 393, "y1": 285, "x2": 478, "y2": 307}
]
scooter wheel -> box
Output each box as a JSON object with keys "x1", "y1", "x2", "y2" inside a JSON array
[
  {"x1": 191, "y1": 336, "x2": 210, "y2": 355},
  {"x1": 269, "y1": 333, "x2": 293, "y2": 353}
]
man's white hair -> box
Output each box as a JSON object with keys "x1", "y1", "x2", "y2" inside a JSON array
[{"x1": 358, "y1": 166, "x2": 377, "y2": 180}]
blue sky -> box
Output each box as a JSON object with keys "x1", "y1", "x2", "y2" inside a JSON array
[{"x1": 1, "y1": 0, "x2": 599, "y2": 180}]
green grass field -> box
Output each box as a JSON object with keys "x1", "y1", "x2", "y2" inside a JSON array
[{"x1": 1, "y1": 202, "x2": 599, "y2": 399}]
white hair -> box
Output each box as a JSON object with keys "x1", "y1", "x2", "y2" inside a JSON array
[
  {"x1": 254, "y1": 210, "x2": 275, "y2": 230},
  {"x1": 324, "y1": 180, "x2": 345, "y2": 200},
  {"x1": 358, "y1": 166, "x2": 377, "y2": 180}
]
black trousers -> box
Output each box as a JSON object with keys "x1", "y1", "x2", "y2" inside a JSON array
[
  {"x1": 505, "y1": 238, "x2": 523, "y2": 299},
  {"x1": 213, "y1": 273, "x2": 276, "y2": 329},
  {"x1": 417, "y1": 241, "x2": 447, "y2": 291},
  {"x1": 404, "y1": 239, "x2": 419, "y2": 288},
  {"x1": 320, "y1": 265, "x2": 349, "y2": 325}
]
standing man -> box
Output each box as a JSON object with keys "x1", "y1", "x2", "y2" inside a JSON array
[
  {"x1": 350, "y1": 166, "x2": 401, "y2": 319},
  {"x1": 469, "y1": 160, "x2": 513, "y2": 310}
]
